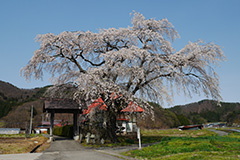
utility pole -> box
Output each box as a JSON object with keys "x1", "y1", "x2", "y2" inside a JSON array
[{"x1": 29, "y1": 105, "x2": 33, "y2": 134}]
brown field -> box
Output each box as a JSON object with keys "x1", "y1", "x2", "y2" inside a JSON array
[{"x1": 0, "y1": 136, "x2": 49, "y2": 154}]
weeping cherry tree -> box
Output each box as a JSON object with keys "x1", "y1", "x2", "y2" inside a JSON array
[{"x1": 21, "y1": 12, "x2": 225, "y2": 142}]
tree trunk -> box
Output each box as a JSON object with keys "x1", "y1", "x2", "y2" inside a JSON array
[{"x1": 105, "y1": 110, "x2": 118, "y2": 143}]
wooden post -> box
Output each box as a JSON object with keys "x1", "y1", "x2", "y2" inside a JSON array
[
  {"x1": 50, "y1": 112, "x2": 54, "y2": 141},
  {"x1": 76, "y1": 111, "x2": 79, "y2": 136},
  {"x1": 73, "y1": 112, "x2": 79, "y2": 140}
]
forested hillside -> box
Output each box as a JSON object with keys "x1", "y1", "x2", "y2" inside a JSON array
[
  {"x1": 138, "y1": 102, "x2": 182, "y2": 129},
  {"x1": 0, "y1": 81, "x2": 184, "y2": 129},
  {"x1": 0, "y1": 80, "x2": 49, "y2": 118},
  {"x1": 0, "y1": 80, "x2": 239, "y2": 129},
  {"x1": 170, "y1": 100, "x2": 240, "y2": 125},
  {"x1": 0, "y1": 81, "x2": 52, "y2": 128}
]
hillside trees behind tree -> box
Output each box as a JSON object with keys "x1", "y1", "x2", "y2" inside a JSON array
[
  {"x1": 139, "y1": 102, "x2": 189, "y2": 128},
  {"x1": 3, "y1": 100, "x2": 42, "y2": 129},
  {"x1": 170, "y1": 100, "x2": 240, "y2": 125},
  {"x1": 0, "y1": 82, "x2": 51, "y2": 119}
]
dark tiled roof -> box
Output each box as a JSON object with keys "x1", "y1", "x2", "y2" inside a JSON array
[{"x1": 43, "y1": 98, "x2": 83, "y2": 113}]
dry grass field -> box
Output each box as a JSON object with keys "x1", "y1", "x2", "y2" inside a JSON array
[{"x1": 0, "y1": 135, "x2": 49, "y2": 154}]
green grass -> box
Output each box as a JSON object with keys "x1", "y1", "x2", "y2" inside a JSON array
[
  {"x1": 81, "y1": 136, "x2": 141, "y2": 147},
  {"x1": 80, "y1": 133, "x2": 165, "y2": 148},
  {"x1": 0, "y1": 134, "x2": 26, "y2": 138},
  {"x1": 0, "y1": 121, "x2": 4, "y2": 127},
  {"x1": 123, "y1": 132, "x2": 240, "y2": 159},
  {"x1": 141, "y1": 129, "x2": 217, "y2": 137},
  {"x1": 158, "y1": 151, "x2": 240, "y2": 160},
  {"x1": 0, "y1": 133, "x2": 43, "y2": 138},
  {"x1": 81, "y1": 129, "x2": 216, "y2": 148}
]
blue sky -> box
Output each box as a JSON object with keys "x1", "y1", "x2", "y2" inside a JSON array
[{"x1": 0, "y1": 0, "x2": 239, "y2": 107}]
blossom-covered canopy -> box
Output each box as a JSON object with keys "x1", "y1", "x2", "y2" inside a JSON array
[{"x1": 21, "y1": 12, "x2": 225, "y2": 112}]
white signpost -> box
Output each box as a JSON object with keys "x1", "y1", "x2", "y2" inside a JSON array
[{"x1": 137, "y1": 128, "x2": 142, "y2": 149}]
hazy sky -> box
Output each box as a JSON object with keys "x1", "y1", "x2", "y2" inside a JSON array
[{"x1": 0, "y1": 0, "x2": 239, "y2": 107}]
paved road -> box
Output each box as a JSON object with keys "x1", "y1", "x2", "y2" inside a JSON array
[
  {"x1": 0, "y1": 153, "x2": 42, "y2": 160},
  {"x1": 208, "y1": 129, "x2": 229, "y2": 136},
  {"x1": 36, "y1": 136, "x2": 124, "y2": 160},
  {"x1": 0, "y1": 136, "x2": 125, "y2": 160}
]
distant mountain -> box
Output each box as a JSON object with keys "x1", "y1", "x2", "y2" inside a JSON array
[
  {"x1": 0, "y1": 80, "x2": 73, "y2": 129},
  {"x1": 0, "y1": 80, "x2": 50, "y2": 124},
  {"x1": 0, "y1": 80, "x2": 43, "y2": 100},
  {"x1": 170, "y1": 99, "x2": 240, "y2": 125},
  {"x1": 0, "y1": 81, "x2": 22, "y2": 99}
]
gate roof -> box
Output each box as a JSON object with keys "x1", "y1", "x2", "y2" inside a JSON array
[{"x1": 43, "y1": 98, "x2": 83, "y2": 113}]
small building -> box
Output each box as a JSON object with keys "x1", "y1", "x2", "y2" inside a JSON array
[
  {"x1": 34, "y1": 125, "x2": 50, "y2": 134},
  {"x1": 178, "y1": 124, "x2": 203, "y2": 130},
  {"x1": 117, "y1": 101, "x2": 144, "y2": 134}
]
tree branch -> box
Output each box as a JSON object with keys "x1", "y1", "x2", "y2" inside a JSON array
[
  {"x1": 53, "y1": 46, "x2": 87, "y2": 73},
  {"x1": 68, "y1": 55, "x2": 86, "y2": 73},
  {"x1": 79, "y1": 54, "x2": 105, "y2": 66},
  {"x1": 133, "y1": 73, "x2": 172, "y2": 95}
]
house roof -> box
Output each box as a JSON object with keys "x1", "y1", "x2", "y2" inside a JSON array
[
  {"x1": 82, "y1": 97, "x2": 144, "y2": 115},
  {"x1": 116, "y1": 118, "x2": 130, "y2": 121},
  {"x1": 82, "y1": 97, "x2": 107, "y2": 114},
  {"x1": 121, "y1": 101, "x2": 144, "y2": 113}
]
